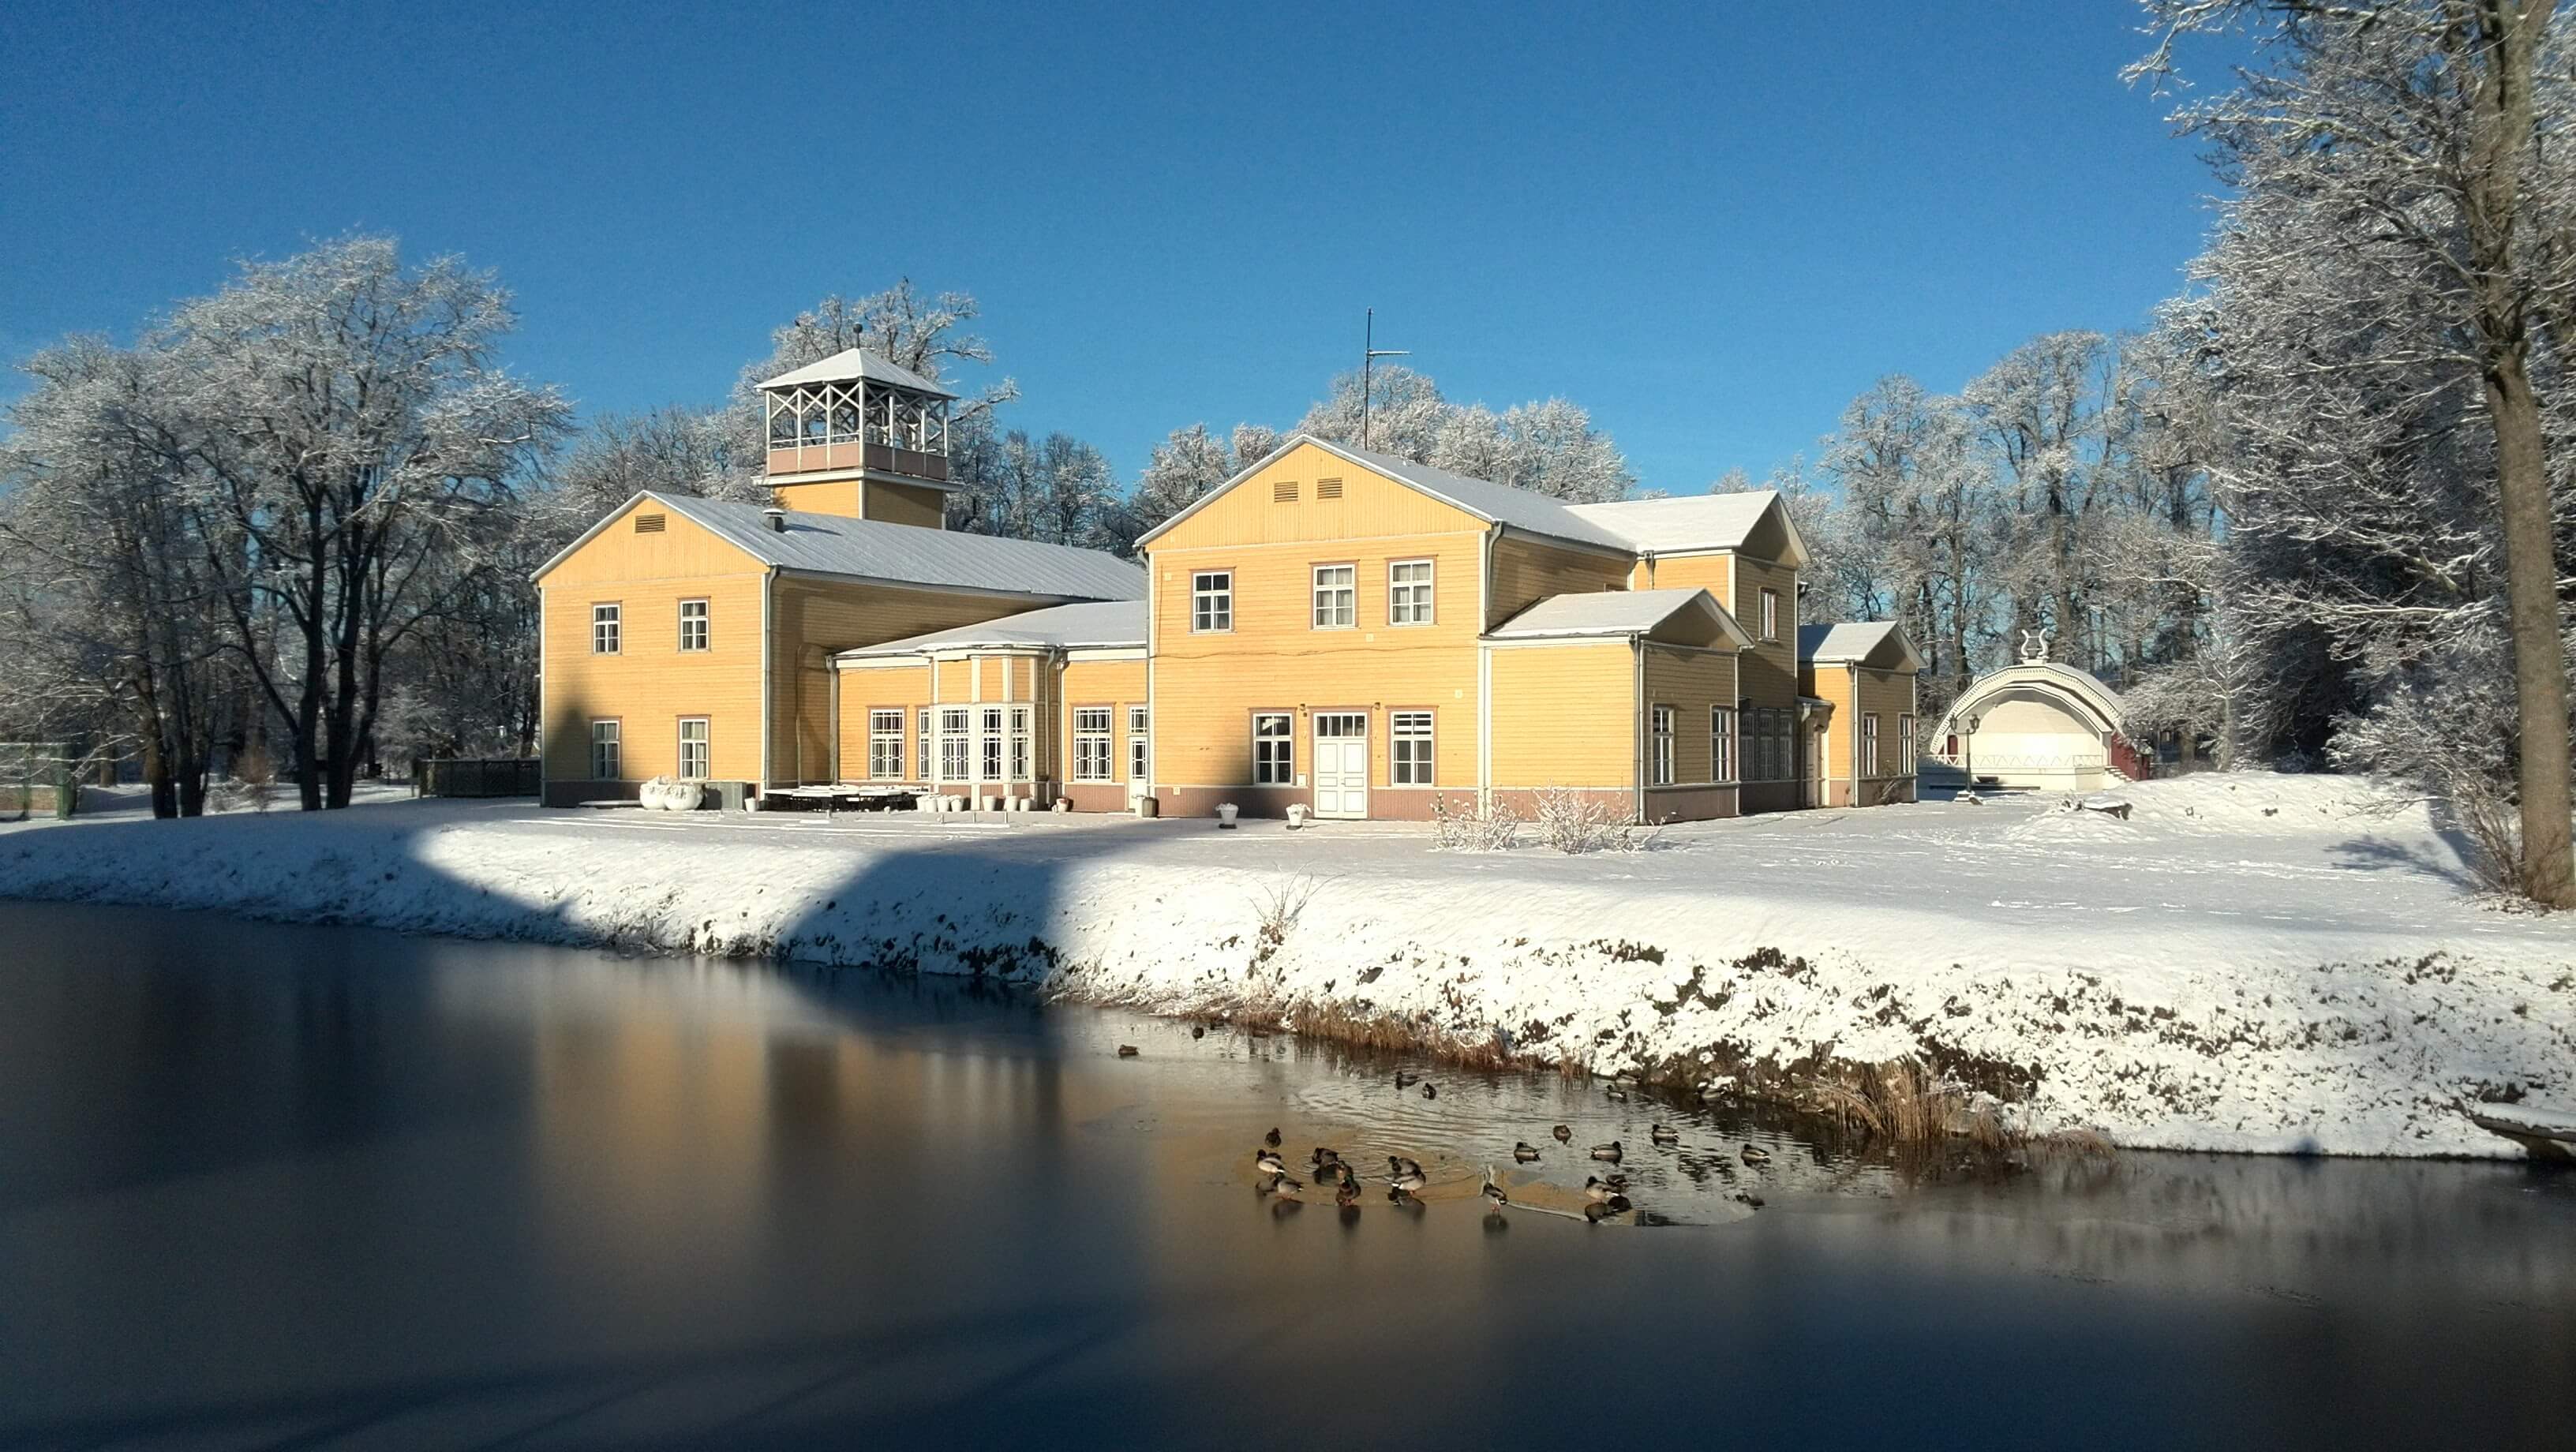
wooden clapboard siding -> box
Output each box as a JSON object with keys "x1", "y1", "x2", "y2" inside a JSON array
[
  {"x1": 538, "y1": 500, "x2": 768, "y2": 785},
  {"x1": 837, "y1": 663, "x2": 934, "y2": 780},
  {"x1": 1631, "y1": 552, "x2": 1732, "y2": 597},
  {"x1": 1487, "y1": 533, "x2": 1632, "y2": 630},
  {"x1": 1641, "y1": 644, "x2": 1739, "y2": 786},
  {"x1": 1061, "y1": 657, "x2": 1148, "y2": 784},
  {"x1": 1147, "y1": 444, "x2": 1489, "y2": 794},
  {"x1": 867, "y1": 481, "x2": 947, "y2": 530},
  {"x1": 769, "y1": 478, "x2": 865, "y2": 518},
  {"x1": 1487, "y1": 642, "x2": 1637, "y2": 790},
  {"x1": 1854, "y1": 664, "x2": 1918, "y2": 799},
  {"x1": 1733, "y1": 554, "x2": 1801, "y2": 715}
]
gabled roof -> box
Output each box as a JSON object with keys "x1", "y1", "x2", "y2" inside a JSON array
[
  {"x1": 834, "y1": 601, "x2": 1146, "y2": 661},
  {"x1": 533, "y1": 492, "x2": 1145, "y2": 602},
  {"x1": 1798, "y1": 621, "x2": 1926, "y2": 672},
  {"x1": 1485, "y1": 587, "x2": 1752, "y2": 649},
  {"x1": 1133, "y1": 433, "x2": 1637, "y2": 555},
  {"x1": 1567, "y1": 489, "x2": 1811, "y2": 566},
  {"x1": 758, "y1": 346, "x2": 956, "y2": 399}
]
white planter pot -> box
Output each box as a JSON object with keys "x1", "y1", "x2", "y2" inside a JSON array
[
  {"x1": 1215, "y1": 803, "x2": 1240, "y2": 828},
  {"x1": 1285, "y1": 803, "x2": 1310, "y2": 829}
]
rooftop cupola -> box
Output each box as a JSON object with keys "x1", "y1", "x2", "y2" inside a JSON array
[{"x1": 758, "y1": 346, "x2": 960, "y2": 527}]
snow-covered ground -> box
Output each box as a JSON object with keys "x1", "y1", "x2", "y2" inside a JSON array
[{"x1": 3, "y1": 775, "x2": 2569, "y2": 1158}]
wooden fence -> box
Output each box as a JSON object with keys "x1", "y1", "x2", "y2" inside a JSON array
[{"x1": 414, "y1": 758, "x2": 541, "y2": 799}]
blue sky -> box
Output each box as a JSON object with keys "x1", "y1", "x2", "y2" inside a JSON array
[{"x1": 1, "y1": 2, "x2": 2221, "y2": 492}]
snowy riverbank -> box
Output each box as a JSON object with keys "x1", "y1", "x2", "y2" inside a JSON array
[{"x1": 4, "y1": 775, "x2": 2570, "y2": 1158}]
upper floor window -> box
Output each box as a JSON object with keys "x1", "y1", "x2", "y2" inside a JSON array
[
  {"x1": 1389, "y1": 559, "x2": 1435, "y2": 625},
  {"x1": 678, "y1": 598, "x2": 709, "y2": 652},
  {"x1": 591, "y1": 603, "x2": 621, "y2": 655},
  {"x1": 1759, "y1": 589, "x2": 1780, "y2": 642},
  {"x1": 1192, "y1": 571, "x2": 1233, "y2": 632},
  {"x1": 1312, "y1": 565, "x2": 1356, "y2": 629}
]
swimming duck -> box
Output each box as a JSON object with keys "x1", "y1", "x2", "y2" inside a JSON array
[
  {"x1": 1387, "y1": 1166, "x2": 1429, "y2": 1196},
  {"x1": 1191, "y1": 1024, "x2": 1206, "y2": 1040},
  {"x1": 1513, "y1": 1142, "x2": 1541, "y2": 1162},
  {"x1": 1590, "y1": 1140, "x2": 1624, "y2": 1162},
  {"x1": 1482, "y1": 1169, "x2": 1509, "y2": 1211},
  {"x1": 1255, "y1": 1149, "x2": 1286, "y2": 1181},
  {"x1": 1552, "y1": 1125, "x2": 1572, "y2": 1144},
  {"x1": 1309, "y1": 1147, "x2": 1343, "y2": 1169},
  {"x1": 1740, "y1": 1144, "x2": 1773, "y2": 1166},
  {"x1": 1395, "y1": 1070, "x2": 1419, "y2": 1089},
  {"x1": 1421, "y1": 1082, "x2": 1437, "y2": 1100},
  {"x1": 1650, "y1": 1124, "x2": 1679, "y2": 1145},
  {"x1": 1601, "y1": 1172, "x2": 1631, "y2": 1191},
  {"x1": 1604, "y1": 1087, "x2": 1630, "y2": 1103},
  {"x1": 1264, "y1": 1128, "x2": 1282, "y2": 1149}
]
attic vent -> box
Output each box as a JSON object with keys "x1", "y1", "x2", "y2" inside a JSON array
[
  {"x1": 1273, "y1": 480, "x2": 1300, "y2": 503},
  {"x1": 1316, "y1": 477, "x2": 1343, "y2": 500},
  {"x1": 633, "y1": 513, "x2": 666, "y2": 533}
]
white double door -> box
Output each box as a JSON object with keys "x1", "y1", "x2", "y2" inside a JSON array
[{"x1": 1311, "y1": 713, "x2": 1368, "y2": 819}]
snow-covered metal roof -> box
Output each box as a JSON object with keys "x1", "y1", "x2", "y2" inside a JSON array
[
  {"x1": 1798, "y1": 620, "x2": 1926, "y2": 671},
  {"x1": 1484, "y1": 587, "x2": 1750, "y2": 648},
  {"x1": 833, "y1": 601, "x2": 1147, "y2": 660},
  {"x1": 534, "y1": 492, "x2": 1144, "y2": 601},
  {"x1": 758, "y1": 346, "x2": 957, "y2": 399},
  {"x1": 1931, "y1": 661, "x2": 2128, "y2": 740},
  {"x1": 1133, "y1": 434, "x2": 1638, "y2": 555},
  {"x1": 1567, "y1": 490, "x2": 1811, "y2": 565}
]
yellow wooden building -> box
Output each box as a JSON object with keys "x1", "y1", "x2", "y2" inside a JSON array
[
  {"x1": 1796, "y1": 622, "x2": 1926, "y2": 807},
  {"x1": 534, "y1": 350, "x2": 1919, "y2": 821}
]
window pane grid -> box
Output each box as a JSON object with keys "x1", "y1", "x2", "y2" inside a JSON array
[
  {"x1": 1192, "y1": 572, "x2": 1233, "y2": 632},
  {"x1": 1391, "y1": 710, "x2": 1433, "y2": 786},
  {"x1": 678, "y1": 599, "x2": 708, "y2": 652},
  {"x1": 592, "y1": 604, "x2": 620, "y2": 654},
  {"x1": 678, "y1": 718, "x2": 709, "y2": 779},
  {"x1": 1253, "y1": 713, "x2": 1294, "y2": 785},
  {"x1": 1389, "y1": 559, "x2": 1434, "y2": 624},
  {"x1": 1312, "y1": 565, "x2": 1355, "y2": 629}
]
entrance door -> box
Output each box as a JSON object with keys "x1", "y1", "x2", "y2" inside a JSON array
[
  {"x1": 1312, "y1": 713, "x2": 1368, "y2": 818},
  {"x1": 1808, "y1": 724, "x2": 1831, "y2": 807}
]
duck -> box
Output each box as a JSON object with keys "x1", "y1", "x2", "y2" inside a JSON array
[
  {"x1": 1335, "y1": 1177, "x2": 1363, "y2": 1207},
  {"x1": 1481, "y1": 1169, "x2": 1509, "y2": 1211},
  {"x1": 1116, "y1": 1044, "x2": 1139, "y2": 1057},
  {"x1": 1604, "y1": 1086, "x2": 1631, "y2": 1103},
  {"x1": 1191, "y1": 1024, "x2": 1206, "y2": 1040},
  {"x1": 1309, "y1": 1147, "x2": 1343, "y2": 1172},
  {"x1": 1255, "y1": 1149, "x2": 1287, "y2": 1181},
  {"x1": 1604, "y1": 1192, "x2": 1633, "y2": 1213},
  {"x1": 1584, "y1": 1201, "x2": 1614, "y2": 1224},
  {"x1": 1387, "y1": 1166, "x2": 1429, "y2": 1196},
  {"x1": 1513, "y1": 1142, "x2": 1541, "y2": 1162},
  {"x1": 1601, "y1": 1172, "x2": 1631, "y2": 1191},
  {"x1": 1583, "y1": 1175, "x2": 1619, "y2": 1202},
  {"x1": 1649, "y1": 1124, "x2": 1679, "y2": 1145},
  {"x1": 1740, "y1": 1144, "x2": 1773, "y2": 1166},
  {"x1": 1271, "y1": 1173, "x2": 1305, "y2": 1201},
  {"x1": 1552, "y1": 1125, "x2": 1573, "y2": 1144},
  {"x1": 1264, "y1": 1128, "x2": 1282, "y2": 1149},
  {"x1": 1395, "y1": 1070, "x2": 1419, "y2": 1089},
  {"x1": 1387, "y1": 1154, "x2": 1424, "y2": 1180},
  {"x1": 1421, "y1": 1082, "x2": 1437, "y2": 1100},
  {"x1": 1590, "y1": 1140, "x2": 1624, "y2": 1162}
]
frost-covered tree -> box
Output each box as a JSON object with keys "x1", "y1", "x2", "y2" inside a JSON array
[
  {"x1": 1126, "y1": 421, "x2": 1283, "y2": 537},
  {"x1": 160, "y1": 238, "x2": 569, "y2": 810},
  {"x1": 2139, "y1": 0, "x2": 2576, "y2": 904},
  {"x1": 1297, "y1": 367, "x2": 1634, "y2": 501}
]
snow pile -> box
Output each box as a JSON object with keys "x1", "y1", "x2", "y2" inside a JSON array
[{"x1": 3, "y1": 773, "x2": 2570, "y2": 1158}]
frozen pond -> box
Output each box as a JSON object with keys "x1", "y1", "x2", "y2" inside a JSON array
[{"x1": 2, "y1": 901, "x2": 2571, "y2": 1449}]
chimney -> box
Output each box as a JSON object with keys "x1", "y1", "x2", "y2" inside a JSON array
[{"x1": 762, "y1": 506, "x2": 788, "y2": 533}]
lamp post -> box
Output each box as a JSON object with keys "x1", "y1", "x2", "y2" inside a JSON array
[
  {"x1": 1359, "y1": 308, "x2": 1408, "y2": 451},
  {"x1": 1961, "y1": 710, "x2": 1983, "y2": 790}
]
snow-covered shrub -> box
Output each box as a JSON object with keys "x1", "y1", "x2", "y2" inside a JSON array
[
  {"x1": 1428, "y1": 792, "x2": 1518, "y2": 851},
  {"x1": 1530, "y1": 787, "x2": 1649, "y2": 854}
]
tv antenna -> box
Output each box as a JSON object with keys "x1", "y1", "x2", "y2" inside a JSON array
[{"x1": 1360, "y1": 308, "x2": 1409, "y2": 451}]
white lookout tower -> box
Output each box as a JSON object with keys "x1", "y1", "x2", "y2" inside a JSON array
[{"x1": 758, "y1": 347, "x2": 960, "y2": 528}]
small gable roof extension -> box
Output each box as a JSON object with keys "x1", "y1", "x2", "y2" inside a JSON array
[
  {"x1": 1486, "y1": 588, "x2": 1752, "y2": 649},
  {"x1": 758, "y1": 346, "x2": 956, "y2": 398},
  {"x1": 834, "y1": 600, "x2": 1146, "y2": 660},
  {"x1": 1567, "y1": 491, "x2": 1811, "y2": 566},
  {"x1": 1133, "y1": 434, "x2": 1638, "y2": 555},
  {"x1": 534, "y1": 492, "x2": 1146, "y2": 602},
  {"x1": 1798, "y1": 621, "x2": 1926, "y2": 672}
]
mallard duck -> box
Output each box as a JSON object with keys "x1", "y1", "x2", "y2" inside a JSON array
[
  {"x1": 1740, "y1": 1144, "x2": 1772, "y2": 1166},
  {"x1": 1604, "y1": 1193, "x2": 1633, "y2": 1213},
  {"x1": 1552, "y1": 1125, "x2": 1572, "y2": 1144},
  {"x1": 1650, "y1": 1124, "x2": 1679, "y2": 1145},
  {"x1": 1264, "y1": 1128, "x2": 1282, "y2": 1149},
  {"x1": 1387, "y1": 1166, "x2": 1429, "y2": 1196},
  {"x1": 1271, "y1": 1173, "x2": 1305, "y2": 1200},
  {"x1": 1513, "y1": 1142, "x2": 1541, "y2": 1162},
  {"x1": 1604, "y1": 1087, "x2": 1631, "y2": 1103},
  {"x1": 1583, "y1": 1175, "x2": 1617, "y2": 1202},
  {"x1": 1590, "y1": 1140, "x2": 1624, "y2": 1162},
  {"x1": 1191, "y1": 1024, "x2": 1206, "y2": 1040},
  {"x1": 1584, "y1": 1201, "x2": 1613, "y2": 1224},
  {"x1": 1386, "y1": 1155, "x2": 1424, "y2": 1180},
  {"x1": 1255, "y1": 1149, "x2": 1286, "y2": 1180},
  {"x1": 1309, "y1": 1147, "x2": 1342, "y2": 1169},
  {"x1": 1395, "y1": 1070, "x2": 1419, "y2": 1089},
  {"x1": 1482, "y1": 1169, "x2": 1509, "y2": 1211},
  {"x1": 1601, "y1": 1172, "x2": 1630, "y2": 1191},
  {"x1": 1116, "y1": 1044, "x2": 1139, "y2": 1057},
  {"x1": 1421, "y1": 1082, "x2": 1437, "y2": 1100},
  {"x1": 1336, "y1": 1177, "x2": 1362, "y2": 1207}
]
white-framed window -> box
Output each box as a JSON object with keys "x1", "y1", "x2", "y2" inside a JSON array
[
  {"x1": 1863, "y1": 713, "x2": 1882, "y2": 777},
  {"x1": 1009, "y1": 706, "x2": 1032, "y2": 780},
  {"x1": 1073, "y1": 707, "x2": 1113, "y2": 782},
  {"x1": 1759, "y1": 589, "x2": 1779, "y2": 642},
  {"x1": 591, "y1": 603, "x2": 621, "y2": 655},
  {"x1": 677, "y1": 598, "x2": 708, "y2": 652},
  {"x1": 1128, "y1": 705, "x2": 1150, "y2": 784},
  {"x1": 1312, "y1": 564, "x2": 1356, "y2": 629},
  {"x1": 940, "y1": 707, "x2": 970, "y2": 781},
  {"x1": 1253, "y1": 713, "x2": 1294, "y2": 784},
  {"x1": 677, "y1": 717, "x2": 710, "y2": 779},
  {"x1": 1391, "y1": 710, "x2": 1434, "y2": 786},
  {"x1": 1388, "y1": 559, "x2": 1435, "y2": 625},
  {"x1": 1650, "y1": 705, "x2": 1676, "y2": 787},
  {"x1": 869, "y1": 709, "x2": 904, "y2": 779},
  {"x1": 1711, "y1": 706, "x2": 1735, "y2": 783},
  {"x1": 589, "y1": 719, "x2": 620, "y2": 779},
  {"x1": 979, "y1": 707, "x2": 1005, "y2": 781},
  {"x1": 917, "y1": 708, "x2": 933, "y2": 780},
  {"x1": 1192, "y1": 571, "x2": 1233, "y2": 632},
  {"x1": 1900, "y1": 713, "x2": 1916, "y2": 773}
]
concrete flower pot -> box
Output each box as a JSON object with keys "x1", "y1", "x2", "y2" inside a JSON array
[
  {"x1": 1215, "y1": 803, "x2": 1240, "y2": 829},
  {"x1": 1286, "y1": 804, "x2": 1310, "y2": 829}
]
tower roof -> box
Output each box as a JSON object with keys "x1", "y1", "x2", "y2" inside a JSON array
[{"x1": 758, "y1": 346, "x2": 956, "y2": 399}]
